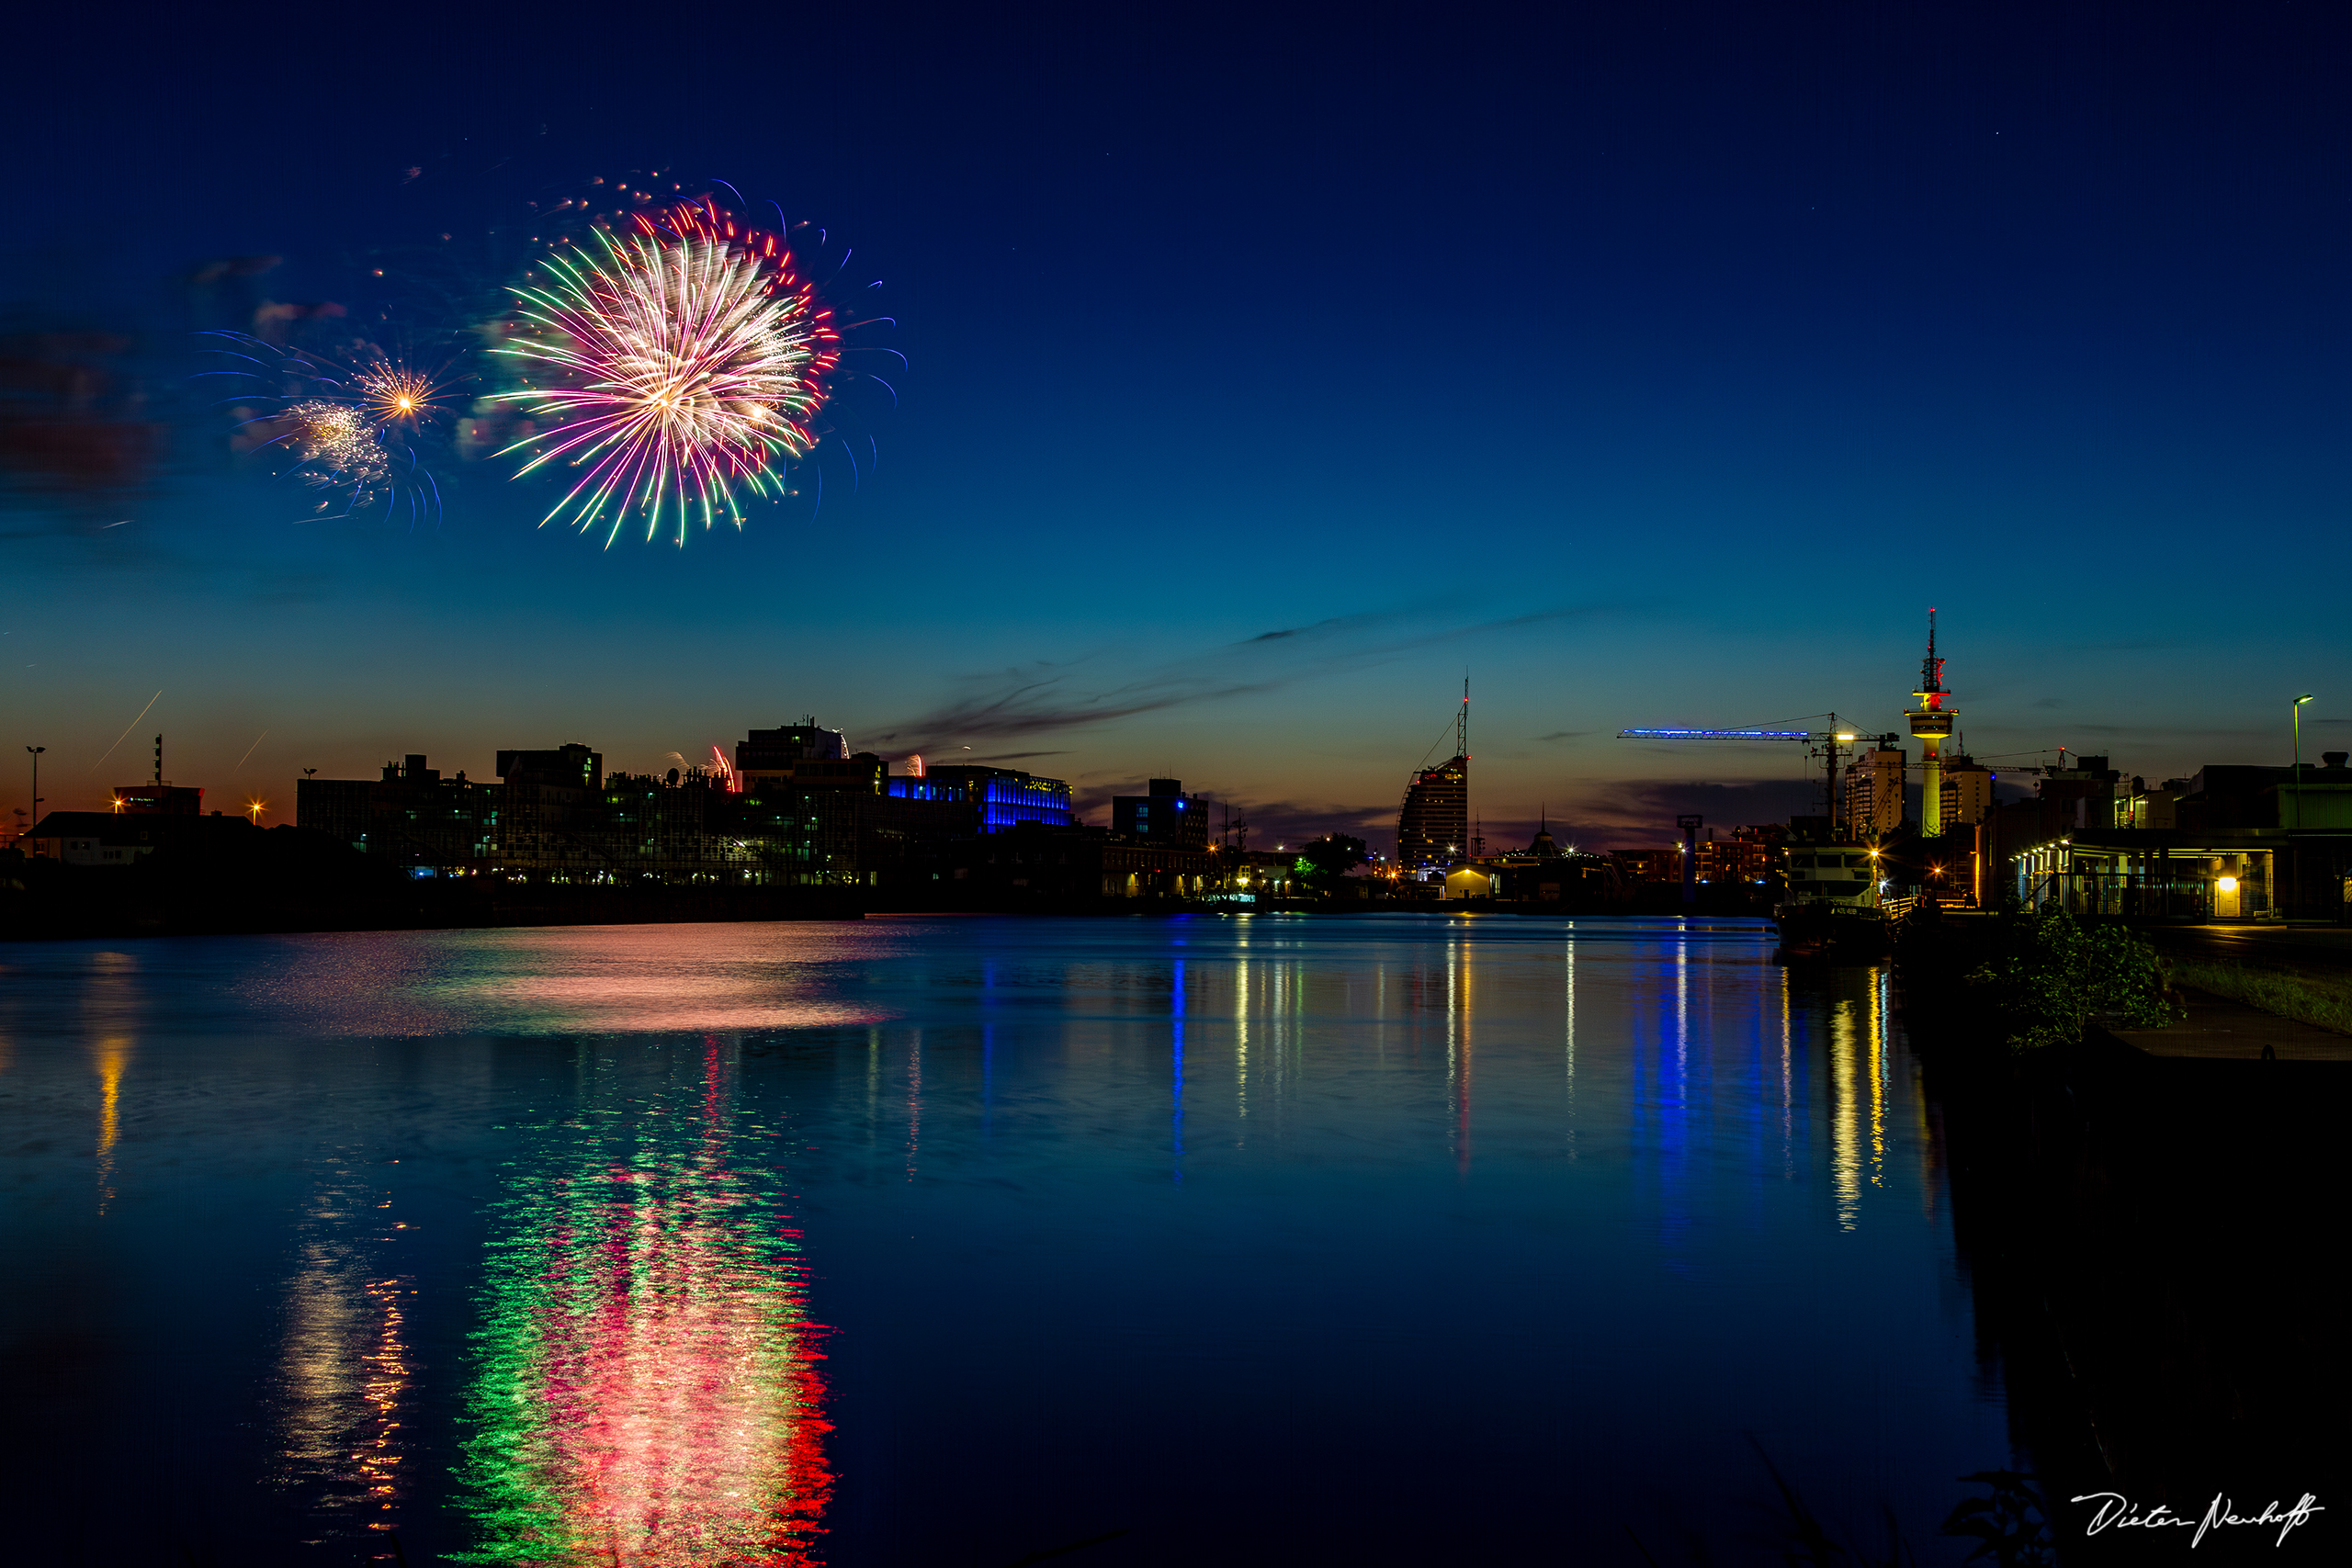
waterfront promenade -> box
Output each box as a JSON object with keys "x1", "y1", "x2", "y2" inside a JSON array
[{"x1": 2103, "y1": 985, "x2": 2352, "y2": 1061}]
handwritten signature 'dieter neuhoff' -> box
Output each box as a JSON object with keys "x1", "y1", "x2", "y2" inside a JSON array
[{"x1": 2073, "y1": 1492, "x2": 2325, "y2": 1548}]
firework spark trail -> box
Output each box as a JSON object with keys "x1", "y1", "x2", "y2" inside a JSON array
[
  {"x1": 88, "y1": 691, "x2": 163, "y2": 773},
  {"x1": 492, "y1": 210, "x2": 835, "y2": 548}
]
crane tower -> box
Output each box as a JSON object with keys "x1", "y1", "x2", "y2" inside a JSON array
[{"x1": 1908, "y1": 611, "x2": 1955, "y2": 837}]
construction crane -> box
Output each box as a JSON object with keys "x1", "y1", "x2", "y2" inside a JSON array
[{"x1": 1616, "y1": 715, "x2": 1902, "y2": 827}]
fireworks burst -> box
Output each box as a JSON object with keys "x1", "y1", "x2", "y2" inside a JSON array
[
  {"x1": 283, "y1": 400, "x2": 390, "y2": 494},
  {"x1": 356, "y1": 362, "x2": 440, "y2": 427},
  {"x1": 492, "y1": 201, "x2": 837, "y2": 547},
  {"x1": 198, "y1": 333, "x2": 454, "y2": 523}
]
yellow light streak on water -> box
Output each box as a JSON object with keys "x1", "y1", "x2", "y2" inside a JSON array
[
  {"x1": 1829, "y1": 1003, "x2": 1860, "y2": 1232},
  {"x1": 90, "y1": 1034, "x2": 129, "y2": 1215}
]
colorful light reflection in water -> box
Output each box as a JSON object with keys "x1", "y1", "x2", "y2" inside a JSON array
[
  {"x1": 273, "y1": 1165, "x2": 416, "y2": 1545},
  {"x1": 455, "y1": 1039, "x2": 831, "y2": 1566}
]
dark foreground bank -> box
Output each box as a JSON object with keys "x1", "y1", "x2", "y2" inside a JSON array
[{"x1": 1894, "y1": 914, "x2": 2349, "y2": 1560}]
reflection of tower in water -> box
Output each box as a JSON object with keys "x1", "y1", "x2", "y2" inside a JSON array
[
  {"x1": 1805, "y1": 967, "x2": 1922, "y2": 1232},
  {"x1": 457, "y1": 1036, "x2": 831, "y2": 1567},
  {"x1": 1448, "y1": 932, "x2": 1473, "y2": 1171}
]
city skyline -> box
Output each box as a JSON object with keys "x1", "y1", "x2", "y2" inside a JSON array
[
  {"x1": 7, "y1": 603, "x2": 2346, "y2": 853},
  {"x1": 6, "y1": 6, "x2": 2348, "y2": 851}
]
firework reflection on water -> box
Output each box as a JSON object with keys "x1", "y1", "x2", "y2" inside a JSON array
[{"x1": 453, "y1": 1035, "x2": 831, "y2": 1567}]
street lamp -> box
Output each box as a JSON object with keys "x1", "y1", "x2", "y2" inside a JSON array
[
  {"x1": 2292, "y1": 694, "x2": 2316, "y2": 829},
  {"x1": 24, "y1": 746, "x2": 43, "y2": 833}
]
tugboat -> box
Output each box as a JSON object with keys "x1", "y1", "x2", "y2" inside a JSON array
[{"x1": 1772, "y1": 817, "x2": 1889, "y2": 961}]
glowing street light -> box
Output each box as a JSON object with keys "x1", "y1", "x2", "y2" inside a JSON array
[{"x1": 2292, "y1": 694, "x2": 2316, "y2": 829}]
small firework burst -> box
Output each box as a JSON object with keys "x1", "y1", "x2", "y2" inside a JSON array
[
  {"x1": 199, "y1": 333, "x2": 455, "y2": 522},
  {"x1": 355, "y1": 361, "x2": 445, "y2": 427},
  {"x1": 492, "y1": 197, "x2": 838, "y2": 547},
  {"x1": 284, "y1": 400, "x2": 391, "y2": 493}
]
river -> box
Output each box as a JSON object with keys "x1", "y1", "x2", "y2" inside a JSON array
[{"x1": 2, "y1": 913, "x2": 2012, "y2": 1565}]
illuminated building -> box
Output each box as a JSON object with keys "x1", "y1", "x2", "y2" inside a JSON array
[
  {"x1": 2120, "y1": 776, "x2": 2190, "y2": 830},
  {"x1": 735, "y1": 720, "x2": 846, "y2": 768},
  {"x1": 112, "y1": 784, "x2": 201, "y2": 815},
  {"x1": 1112, "y1": 778, "x2": 1206, "y2": 848},
  {"x1": 109, "y1": 734, "x2": 201, "y2": 814},
  {"x1": 732, "y1": 748, "x2": 982, "y2": 884},
  {"x1": 1615, "y1": 825, "x2": 1783, "y2": 888},
  {"x1": 918, "y1": 765, "x2": 1074, "y2": 831},
  {"x1": 602, "y1": 768, "x2": 743, "y2": 869},
  {"x1": 1996, "y1": 753, "x2": 2352, "y2": 919},
  {"x1": 299, "y1": 753, "x2": 499, "y2": 868},
  {"x1": 1466, "y1": 818, "x2": 1629, "y2": 908},
  {"x1": 733, "y1": 720, "x2": 847, "y2": 794},
  {"x1": 1396, "y1": 684, "x2": 1471, "y2": 874},
  {"x1": 1939, "y1": 752, "x2": 1995, "y2": 833},
  {"x1": 293, "y1": 735, "x2": 989, "y2": 888},
  {"x1": 1906, "y1": 611, "x2": 1955, "y2": 838},
  {"x1": 1840, "y1": 742, "x2": 1906, "y2": 840},
  {"x1": 497, "y1": 746, "x2": 603, "y2": 874},
  {"x1": 1396, "y1": 757, "x2": 1467, "y2": 874},
  {"x1": 1207, "y1": 847, "x2": 1296, "y2": 902}
]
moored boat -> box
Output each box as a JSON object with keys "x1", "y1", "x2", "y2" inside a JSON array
[{"x1": 1773, "y1": 832, "x2": 1889, "y2": 960}]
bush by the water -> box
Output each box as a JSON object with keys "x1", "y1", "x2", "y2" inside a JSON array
[{"x1": 1963, "y1": 908, "x2": 2178, "y2": 1051}]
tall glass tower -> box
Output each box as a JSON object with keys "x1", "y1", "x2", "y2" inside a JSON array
[{"x1": 1397, "y1": 683, "x2": 1470, "y2": 872}]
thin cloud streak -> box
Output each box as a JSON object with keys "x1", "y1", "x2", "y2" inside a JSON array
[{"x1": 873, "y1": 601, "x2": 1641, "y2": 750}]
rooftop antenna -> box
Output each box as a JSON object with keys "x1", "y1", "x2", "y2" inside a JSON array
[{"x1": 153, "y1": 734, "x2": 163, "y2": 786}]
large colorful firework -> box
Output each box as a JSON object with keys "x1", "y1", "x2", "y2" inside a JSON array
[
  {"x1": 492, "y1": 200, "x2": 838, "y2": 548},
  {"x1": 199, "y1": 333, "x2": 453, "y2": 522}
]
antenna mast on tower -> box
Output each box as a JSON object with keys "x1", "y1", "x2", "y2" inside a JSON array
[{"x1": 1920, "y1": 609, "x2": 1946, "y2": 695}]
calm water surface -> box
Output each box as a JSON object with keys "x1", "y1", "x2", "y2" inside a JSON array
[{"x1": 2, "y1": 914, "x2": 2009, "y2": 1565}]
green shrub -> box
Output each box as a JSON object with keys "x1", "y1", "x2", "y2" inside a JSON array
[{"x1": 1964, "y1": 908, "x2": 2178, "y2": 1051}]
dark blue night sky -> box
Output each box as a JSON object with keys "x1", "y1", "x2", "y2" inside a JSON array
[{"x1": 6, "y1": 2, "x2": 2348, "y2": 848}]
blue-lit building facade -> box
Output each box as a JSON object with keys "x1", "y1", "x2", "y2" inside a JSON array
[{"x1": 902, "y1": 766, "x2": 1075, "y2": 831}]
